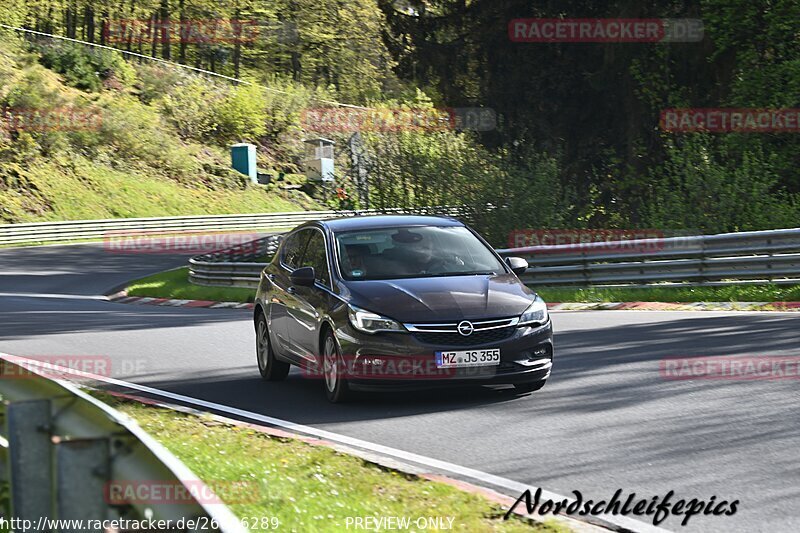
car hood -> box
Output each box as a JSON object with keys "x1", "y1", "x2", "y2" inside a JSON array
[{"x1": 341, "y1": 274, "x2": 536, "y2": 323}]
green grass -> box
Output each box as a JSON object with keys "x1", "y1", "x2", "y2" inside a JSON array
[
  {"x1": 0, "y1": 35, "x2": 323, "y2": 225},
  {"x1": 125, "y1": 267, "x2": 255, "y2": 303},
  {"x1": 0, "y1": 158, "x2": 319, "y2": 224},
  {"x1": 537, "y1": 284, "x2": 800, "y2": 303},
  {"x1": 105, "y1": 395, "x2": 566, "y2": 533},
  {"x1": 127, "y1": 267, "x2": 800, "y2": 305}
]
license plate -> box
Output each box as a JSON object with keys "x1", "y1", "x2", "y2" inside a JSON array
[{"x1": 435, "y1": 349, "x2": 500, "y2": 368}]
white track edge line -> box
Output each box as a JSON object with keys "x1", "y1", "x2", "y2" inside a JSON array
[{"x1": 1, "y1": 354, "x2": 670, "y2": 533}]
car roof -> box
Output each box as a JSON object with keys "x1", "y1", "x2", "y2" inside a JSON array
[{"x1": 315, "y1": 214, "x2": 465, "y2": 232}]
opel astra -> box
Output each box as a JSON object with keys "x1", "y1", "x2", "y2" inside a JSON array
[{"x1": 253, "y1": 215, "x2": 553, "y2": 402}]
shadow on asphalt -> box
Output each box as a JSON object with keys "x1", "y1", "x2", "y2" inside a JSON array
[
  {"x1": 0, "y1": 242, "x2": 196, "y2": 296},
  {"x1": 106, "y1": 370, "x2": 530, "y2": 425},
  {"x1": 0, "y1": 301, "x2": 250, "y2": 340},
  {"x1": 93, "y1": 314, "x2": 800, "y2": 428}
]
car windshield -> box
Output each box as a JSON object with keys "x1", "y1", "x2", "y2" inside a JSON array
[{"x1": 334, "y1": 226, "x2": 506, "y2": 281}]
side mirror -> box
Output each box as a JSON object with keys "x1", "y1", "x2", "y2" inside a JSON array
[
  {"x1": 505, "y1": 256, "x2": 529, "y2": 276},
  {"x1": 290, "y1": 266, "x2": 316, "y2": 287}
]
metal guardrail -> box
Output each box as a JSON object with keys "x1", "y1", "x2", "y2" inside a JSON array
[
  {"x1": 189, "y1": 235, "x2": 283, "y2": 288},
  {"x1": 0, "y1": 354, "x2": 246, "y2": 532},
  {"x1": 189, "y1": 227, "x2": 800, "y2": 289},
  {"x1": 0, "y1": 207, "x2": 472, "y2": 246},
  {"x1": 496, "y1": 227, "x2": 800, "y2": 286}
]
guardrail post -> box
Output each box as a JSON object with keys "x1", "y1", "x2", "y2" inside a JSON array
[
  {"x1": 7, "y1": 399, "x2": 54, "y2": 521},
  {"x1": 55, "y1": 439, "x2": 111, "y2": 531}
]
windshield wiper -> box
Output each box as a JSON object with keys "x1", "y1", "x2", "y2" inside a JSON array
[{"x1": 418, "y1": 271, "x2": 498, "y2": 278}]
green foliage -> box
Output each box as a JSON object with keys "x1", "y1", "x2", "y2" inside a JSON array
[
  {"x1": 134, "y1": 62, "x2": 188, "y2": 104},
  {"x1": 159, "y1": 79, "x2": 222, "y2": 141},
  {"x1": 209, "y1": 83, "x2": 268, "y2": 143},
  {"x1": 359, "y1": 107, "x2": 565, "y2": 245},
  {"x1": 2, "y1": 0, "x2": 799, "y2": 237},
  {"x1": 643, "y1": 136, "x2": 800, "y2": 233},
  {"x1": 38, "y1": 44, "x2": 136, "y2": 91},
  {"x1": 0, "y1": 34, "x2": 321, "y2": 223}
]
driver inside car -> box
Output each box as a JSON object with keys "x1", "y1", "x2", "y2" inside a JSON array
[{"x1": 386, "y1": 229, "x2": 459, "y2": 275}]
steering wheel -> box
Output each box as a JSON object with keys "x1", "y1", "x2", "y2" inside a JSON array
[{"x1": 425, "y1": 254, "x2": 465, "y2": 273}]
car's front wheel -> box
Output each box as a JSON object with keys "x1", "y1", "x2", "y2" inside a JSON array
[
  {"x1": 322, "y1": 330, "x2": 351, "y2": 403},
  {"x1": 256, "y1": 313, "x2": 290, "y2": 381},
  {"x1": 514, "y1": 380, "x2": 546, "y2": 394}
]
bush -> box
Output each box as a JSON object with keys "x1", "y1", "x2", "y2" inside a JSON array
[
  {"x1": 38, "y1": 43, "x2": 136, "y2": 92},
  {"x1": 94, "y1": 94, "x2": 197, "y2": 179},
  {"x1": 135, "y1": 63, "x2": 189, "y2": 105},
  {"x1": 161, "y1": 80, "x2": 269, "y2": 145},
  {"x1": 159, "y1": 79, "x2": 220, "y2": 141},
  {"x1": 642, "y1": 135, "x2": 800, "y2": 233},
  {"x1": 209, "y1": 83, "x2": 268, "y2": 143},
  {"x1": 358, "y1": 104, "x2": 565, "y2": 246}
]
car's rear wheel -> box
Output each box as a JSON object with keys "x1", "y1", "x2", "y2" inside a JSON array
[
  {"x1": 322, "y1": 331, "x2": 351, "y2": 403},
  {"x1": 256, "y1": 314, "x2": 290, "y2": 381},
  {"x1": 514, "y1": 380, "x2": 546, "y2": 393}
]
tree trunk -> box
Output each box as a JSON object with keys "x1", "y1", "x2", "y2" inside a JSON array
[
  {"x1": 178, "y1": 0, "x2": 186, "y2": 64},
  {"x1": 85, "y1": 5, "x2": 95, "y2": 43},
  {"x1": 65, "y1": 6, "x2": 73, "y2": 39},
  {"x1": 150, "y1": 12, "x2": 158, "y2": 57},
  {"x1": 160, "y1": 0, "x2": 171, "y2": 60},
  {"x1": 99, "y1": 10, "x2": 108, "y2": 45},
  {"x1": 232, "y1": 9, "x2": 242, "y2": 78}
]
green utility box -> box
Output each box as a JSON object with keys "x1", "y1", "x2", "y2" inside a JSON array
[{"x1": 231, "y1": 143, "x2": 258, "y2": 184}]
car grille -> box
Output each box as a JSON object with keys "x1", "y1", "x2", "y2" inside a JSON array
[{"x1": 406, "y1": 317, "x2": 518, "y2": 347}]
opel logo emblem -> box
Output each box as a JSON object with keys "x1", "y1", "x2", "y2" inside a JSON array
[{"x1": 457, "y1": 320, "x2": 474, "y2": 336}]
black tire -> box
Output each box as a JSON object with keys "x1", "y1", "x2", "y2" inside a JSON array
[
  {"x1": 514, "y1": 380, "x2": 546, "y2": 394},
  {"x1": 256, "y1": 313, "x2": 290, "y2": 381},
  {"x1": 322, "y1": 330, "x2": 351, "y2": 403}
]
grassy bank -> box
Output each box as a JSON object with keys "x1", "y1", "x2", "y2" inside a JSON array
[
  {"x1": 107, "y1": 395, "x2": 565, "y2": 532},
  {"x1": 125, "y1": 267, "x2": 255, "y2": 303},
  {"x1": 0, "y1": 35, "x2": 323, "y2": 225},
  {"x1": 3, "y1": 159, "x2": 318, "y2": 223}
]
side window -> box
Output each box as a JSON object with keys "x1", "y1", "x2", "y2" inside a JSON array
[
  {"x1": 298, "y1": 231, "x2": 331, "y2": 288},
  {"x1": 281, "y1": 230, "x2": 311, "y2": 270}
]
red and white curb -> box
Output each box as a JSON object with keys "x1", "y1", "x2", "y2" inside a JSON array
[
  {"x1": 107, "y1": 291, "x2": 800, "y2": 312},
  {"x1": 546, "y1": 301, "x2": 800, "y2": 311}
]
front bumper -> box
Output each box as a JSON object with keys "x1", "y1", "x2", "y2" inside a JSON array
[{"x1": 333, "y1": 319, "x2": 554, "y2": 391}]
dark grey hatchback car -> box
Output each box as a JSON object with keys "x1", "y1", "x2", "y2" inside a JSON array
[{"x1": 253, "y1": 215, "x2": 553, "y2": 402}]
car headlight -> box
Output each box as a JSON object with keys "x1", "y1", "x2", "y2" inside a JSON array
[
  {"x1": 519, "y1": 296, "x2": 548, "y2": 326},
  {"x1": 347, "y1": 305, "x2": 406, "y2": 334}
]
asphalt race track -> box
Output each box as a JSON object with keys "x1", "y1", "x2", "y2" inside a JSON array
[{"x1": 1, "y1": 243, "x2": 798, "y2": 533}]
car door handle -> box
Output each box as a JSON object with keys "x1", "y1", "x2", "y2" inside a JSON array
[
  {"x1": 287, "y1": 286, "x2": 297, "y2": 294},
  {"x1": 267, "y1": 274, "x2": 276, "y2": 281}
]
